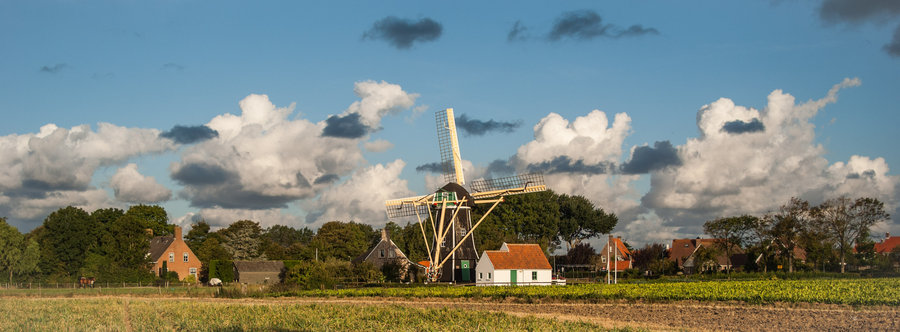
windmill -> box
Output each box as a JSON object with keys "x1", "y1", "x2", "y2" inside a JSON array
[{"x1": 385, "y1": 108, "x2": 547, "y2": 283}]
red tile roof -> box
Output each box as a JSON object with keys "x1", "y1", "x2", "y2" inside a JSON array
[
  {"x1": 875, "y1": 236, "x2": 900, "y2": 254},
  {"x1": 604, "y1": 260, "x2": 631, "y2": 271},
  {"x1": 485, "y1": 243, "x2": 552, "y2": 270}
]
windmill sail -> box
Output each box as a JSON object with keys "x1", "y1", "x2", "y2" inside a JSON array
[
  {"x1": 470, "y1": 173, "x2": 547, "y2": 199},
  {"x1": 436, "y1": 108, "x2": 465, "y2": 185}
]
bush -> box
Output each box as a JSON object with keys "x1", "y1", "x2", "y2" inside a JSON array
[{"x1": 209, "y1": 260, "x2": 234, "y2": 283}]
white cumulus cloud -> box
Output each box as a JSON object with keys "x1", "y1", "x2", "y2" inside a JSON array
[{"x1": 111, "y1": 163, "x2": 172, "y2": 203}]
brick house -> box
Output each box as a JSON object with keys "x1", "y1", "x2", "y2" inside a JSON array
[
  {"x1": 476, "y1": 243, "x2": 552, "y2": 286},
  {"x1": 598, "y1": 235, "x2": 633, "y2": 271},
  {"x1": 149, "y1": 226, "x2": 202, "y2": 281}
]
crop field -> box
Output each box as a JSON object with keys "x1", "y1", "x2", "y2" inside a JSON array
[
  {"x1": 0, "y1": 297, "x2": 614, "y2": 331},
  {"x1": 270, "y1": 278, "x2": 900, "y2": 306}
]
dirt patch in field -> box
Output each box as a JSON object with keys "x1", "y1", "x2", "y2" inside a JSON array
[{"x1": 237, "y1": 297, "x2": 900, "y2": 331}]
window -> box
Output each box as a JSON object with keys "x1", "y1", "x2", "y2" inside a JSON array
[
  {"x1": 380, "y1": 249, "x2": 385, "y2": 258},
  {"x1": 169, "y1": 252, "x2": 174, "y2": 262},
  {"x1": 183, "y1": 252, "x2": 189, "y2": 262},
  {"x1": 479, "y1": 272, "x2": 483, "y2": 280},
  {"x1": 189, "y1": 268, "x2": 197, "y2": 277},
  {"x1": 532, "y1": 271, "x2": 537, "y2": 281},
  {"x1": 488, "y1": 272, "x2": 491, "y2": 279}
]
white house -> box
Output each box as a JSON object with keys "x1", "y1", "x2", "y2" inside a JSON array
[{"x1": 476, "y1": 243, "x2": 552, "y2": 286}]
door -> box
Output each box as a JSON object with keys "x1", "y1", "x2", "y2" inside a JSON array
[
  {"x1": 510, "y1": 269, "x2": 517, "y2": 286},
  {"x1": 461, "y1": 260, "x2": 470, "y2": 282}
]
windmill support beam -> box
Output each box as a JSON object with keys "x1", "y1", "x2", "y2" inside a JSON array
[{"x1": 436, "y1": 197, "x2": 503, "y2": 272}]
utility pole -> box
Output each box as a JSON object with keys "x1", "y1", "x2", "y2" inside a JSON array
[{"x1": 606, "y1": 236, "x2": 611, "y2": 285}]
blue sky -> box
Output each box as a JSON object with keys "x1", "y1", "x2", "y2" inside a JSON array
[{"x1": 2, "y1": 1, "x2": 898, "y2": 246}]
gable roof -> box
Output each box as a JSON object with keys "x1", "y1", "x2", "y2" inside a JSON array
[
  {"x1": 148, "y1": 236, "x2": 175, "y2": 261},
  {"x1": 485, "y1": 243, "x2": 551, "y2": 270},
  {"x1": 352, "y1": 229, "x2": 411, "y2": 263},
  {"x1": 603, "y1": 237, "x2": 632, "y2": 259},
  {"x1": 234, "y1": 261, "x2": 285, "y2": 273},
  {"x1": 875, "y1": 236, "x2": 900, "y2": 254}
]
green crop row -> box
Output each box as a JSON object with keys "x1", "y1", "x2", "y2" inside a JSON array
[
  {"x1": 0, "y1": 298, "x2": 622, "y2": 331},
  {"x1": 269, "y1": 278, "x2": 900, "y2": 306}
]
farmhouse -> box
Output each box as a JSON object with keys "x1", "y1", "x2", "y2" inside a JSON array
[
  {"x1": 234, "y1": 261, "x2": 285, "y2": 284},
  {"x1": 148, "y1": 226, "x2": 202, "y2": 280},
  {"x1": 875, "y1": 233, "x2": 900, "y2": 254},
  {"x1": 352, "y1": 229, "x2": 413, "y2": 280},
  {"x1": 476, "y1": 243, "x2": 552, "y2": 286},
  {"x1": 598, "y1": 235, "x2": 632, "y2": 271},
  {"x1": 670, "y1": 238, "x2": 747, "y2": 274}
]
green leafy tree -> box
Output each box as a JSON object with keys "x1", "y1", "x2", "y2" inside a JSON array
[
  {"x1": 0, "y1": 218, "x2": 27, "y2": 283},
  {"x1": 819, "y1": 197, "x2": 890, "y2": 273},
  {"x1": 185, "y1": 220, "x2": 216, "y2": 252},
  {"x1": 703, "y1": 215, "x2": 756, "y2": 271},
  {"x1": 631, "y1": 243, "x2": 669, "y2": 272},
  {"x1": 220, "y1": 220, "x2": 264, "y2": 260},
  {"x1": 312, "y1": 221, "x2": 376, "y2": 260},
  {"x1": 488, "y1": 190, "x2": 562, "y2": 252},
  {"x1": 557, "y1": 194, "x2": 617, "y2": 250},
  {"x1": 39, "y1": 206, "x2": 97, "y2": 278},
  {"x1": 264, "y1": 224, "x2": 313, "y2": 247},
  {"x1": 125, "y1": 205, "x2": 172, "y2": 237},
  {"x1": 101, "y1": 213, "x2": 152, "y2": 272}
]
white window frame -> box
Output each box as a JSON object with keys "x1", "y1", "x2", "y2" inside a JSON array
[
  {"x1": 169, "y1": 252, "x2": 174, "y2": 262},
  {"x1": 189, "y1": 268, "x2": 197, "y2": 277},
  {"x1": 183, "y1": 252, "x2": 189, "y2": 262},
  {"x1": 532, "y1": 271, "x2": 537, "y2": 281}
]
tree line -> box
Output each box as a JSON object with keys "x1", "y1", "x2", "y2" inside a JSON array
[
  {"x1": 0, "y1": 190, "x2": 617, "y2": 284},
  {"x1": 627, "y1": 196, "x2": 895, "y2": 276}
]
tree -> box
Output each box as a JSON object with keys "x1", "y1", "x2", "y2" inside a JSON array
[
  {"x1": 185, "y1": 220, "x2": 214, "y2": 252},
  {"x1": 312, "y1": 221, "x2": 376, "y2": 260},
  {"x1": 101, "y1": 214, "x2": 152, "y2": 272},
  {"x1": 264, "y1": 224, "x2": 313, "y2": 248},
  {"x1": 769, "y1": 198, "x2": 811, "y2": 273},
  {"x1": 489, "y1": 190, "x2": 562, "y2": 252},
  {"x1": 220, "y1": 220, "x2": 264, "y2": 260},
  {"x1": 564, "y1": 242, "x2": 596, "y2": 265},
  {"x1": 557, "y1": 194, "x2": 617, "y2": 250},
  {"x1": 819, "y1": 197, "x2": 890, "y2": 273},
  {"x1": 125, "y1": 205, "x2": 172, "y2": 237},
  {"x1": 703, "y1": 215, "x2": 755, "y2": 271},
  {"x1": 632, "y1": 243, "x2": 669, "y2": 272},
  {"x1": 39, "y1": 206, "x2": 97, "y2": 278},
  {"x1": 0, "y1": 218, "x2": 25, "y2": 284}
]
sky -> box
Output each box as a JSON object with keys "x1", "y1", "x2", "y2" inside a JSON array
[{"x1": 2, "y1": 0, "x2": 899, "y2": 248}]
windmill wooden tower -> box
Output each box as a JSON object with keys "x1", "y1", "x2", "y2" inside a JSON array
[{"x1": 385, "y1": 108, "x2": 547, "y2": 283}]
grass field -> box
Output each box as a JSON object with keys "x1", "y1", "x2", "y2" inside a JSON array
[
  {"x1": 0, "y1": 298, "x2": 617, "y2": 331},
  {"x1": 0, "y1": 286, "x2": 217, "y2": 298},
  {"x1": 267, "y1": 278, "x2": 900, "y2": 305}
]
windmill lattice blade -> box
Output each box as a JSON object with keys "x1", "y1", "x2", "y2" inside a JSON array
[
  {"x1": 436, "y1": 108, "x2": 465, "y2": 185},
  {"x1": 385, "y1": 195, "x2": 432, "y2": 219},
  {"x1": 470, "y1": 173, "x2": 546, "y2": 193}
]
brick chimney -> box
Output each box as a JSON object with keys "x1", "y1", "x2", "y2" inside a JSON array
[
  {"x1": 174, "y1": 226, "x2": 182, "y2": 240},
  {"x1": 381, "y1": 229, "x2": 389, "y2": 242}
]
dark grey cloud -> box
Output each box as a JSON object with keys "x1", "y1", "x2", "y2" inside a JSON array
[
  {"x1": 486, "y1": 158, "x2": 516, "y2": 176},
  {"x1": 819, "y1": 0, "x2": 900, "y2": 25},
  {"x1": 846, "y1": 169, "x2": 877, "y2": 179},
  {"x1": 455, "y1": 114, "x2": 522, "y2": 136},
  {"x1": 620, "y1": 141, "x2": 681, "y2": 174},
  {"x1": 313, "y1": 174, "x2": 340, "y2": 185},
  {"x1": 721, "y1": 118, "x2": 765, "y2": 134},
  {"x1": 182, "y1": 185, "x2": 295, "y2": 210},
  {"x1": 39, "y1": 63, "x2": 68, "y2": 74},
  {"x1": 362, "y1": 16, "x2": 443, "y2": 49},
  {"x1": 548, "y1": 10, "x2": 658, "y2": 41},
  {"x1": 160, "y1": 125, "x2": 219, "y2": 144},
  {"x1": 507, "y1": 20, "x2": 529, "y2": 42},
  {"x1": 526, "y1": 156, "x2": 612, "y2": 174},
  {"x1": 171, "y1": 163, "x2": 232, "y2": 186},
  {"x1": 818, "y1": 0, "x2": 900, "y2": 58},
  {"x1": 886, "y1": 25, "x2": 900, "y2": 57},
  {"x1": 322, "y1": 113, "x2": 371, "y2": 138},
  {"x1": 415, "y1": 162, "x2": 444, "y2": 173}
]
